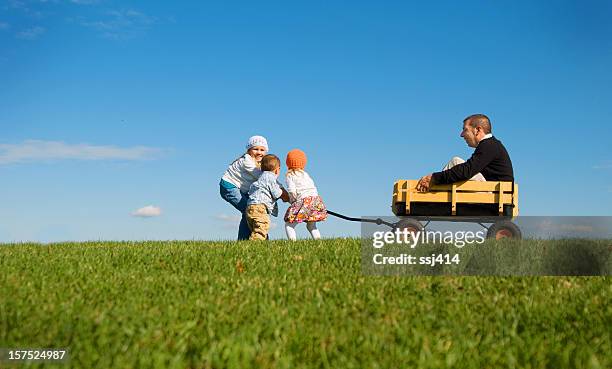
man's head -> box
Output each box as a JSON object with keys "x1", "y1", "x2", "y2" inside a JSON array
[
  {"x1": 261, "y1": 154, "x2": 281, "y2": 175},
  {"x1": 461, "y1": 114, "x2": 492, "y2": 147}
]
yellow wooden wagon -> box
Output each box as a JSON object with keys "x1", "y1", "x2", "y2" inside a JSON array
[
  {"x1": 327, "y1": 180, "x2": 521, "y2": 239},
  {"x1": 391, "y1": 180, "x2": 521, "y2": 239}
]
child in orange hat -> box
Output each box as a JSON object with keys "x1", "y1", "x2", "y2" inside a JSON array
[{"x1": 284, "y1": 149, "x2": 327, "y2": 240}]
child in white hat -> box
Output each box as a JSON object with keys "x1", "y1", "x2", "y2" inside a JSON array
[{"x1": 220, "y1": 135, "x2": 269, "y2": 240}]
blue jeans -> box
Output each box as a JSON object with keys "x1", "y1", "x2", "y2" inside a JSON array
[{"x1": 219, "y1": 181, "x2": 250, "y2": 240}]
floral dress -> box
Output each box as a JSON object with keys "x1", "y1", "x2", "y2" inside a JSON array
[
  {"x1": 283, "y1": 170, "x2": 327, "y2": 223},
  {"x1": 284, "y1": 195, "x2": 327, "y2": 223}
]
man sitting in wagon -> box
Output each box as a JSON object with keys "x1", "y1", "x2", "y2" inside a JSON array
[{"x1": 416, "y1": 114, "x2": 514, "y2": 192}]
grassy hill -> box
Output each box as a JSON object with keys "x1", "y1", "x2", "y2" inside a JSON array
[{"x1": 1, "y1": 239, "x2": 610, "y2": 368}]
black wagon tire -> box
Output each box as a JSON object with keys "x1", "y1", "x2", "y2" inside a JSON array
[
  {"x1": 394, "y1": 218, "x2": 424, "y2": 234},
  {"x1": 486, "y1": 220, "x2": 522, "y2": 240}
]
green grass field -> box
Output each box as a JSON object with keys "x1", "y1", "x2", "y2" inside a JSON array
[{"x1": 1, "y1": 239, "x2": 610, "y2": 369}]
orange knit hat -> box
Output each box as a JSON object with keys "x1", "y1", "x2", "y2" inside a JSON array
[{"x1": 286, "y1": 149, "x2": 307, "y2": 170}]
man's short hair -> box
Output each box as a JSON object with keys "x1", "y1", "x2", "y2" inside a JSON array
[
  {"x1": 261, "y1": 154, "x2": 280, "y2": 172},
  {"x1": 464, "y1": 114, "x2": 492, "y2": 134}
]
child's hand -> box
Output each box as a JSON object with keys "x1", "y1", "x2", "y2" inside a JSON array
[{"x1": 280, "y1": 188, "x2": 290, "y2": 202}]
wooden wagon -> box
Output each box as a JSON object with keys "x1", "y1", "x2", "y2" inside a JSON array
[{"x1": 391, "y1": 180, "x2": 521, "y2": 239}]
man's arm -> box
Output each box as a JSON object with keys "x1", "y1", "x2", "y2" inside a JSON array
[
  {"x1": 431, "y1": 143, "x2": 494, "y2": 185},
  {"x1": 417, "y1": 140, "x2": 498, "y2": 192}
]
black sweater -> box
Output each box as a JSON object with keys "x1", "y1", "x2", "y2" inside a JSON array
[{"x1": 432, "y1": 136, "x2": 514, "y2": 184}]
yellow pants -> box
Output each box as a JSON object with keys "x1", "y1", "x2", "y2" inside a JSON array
[{"x1": 246, "y1": 204, "x2": 270, "y2": 240}]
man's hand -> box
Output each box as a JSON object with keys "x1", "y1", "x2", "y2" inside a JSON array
[{"x1": 416, "y1": 174, "x2": 433, "y2": 192}]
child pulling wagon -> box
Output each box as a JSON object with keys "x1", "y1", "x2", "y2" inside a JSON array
[{"x1": 284, "y1": 149, "x2": 327, "y2": 241}]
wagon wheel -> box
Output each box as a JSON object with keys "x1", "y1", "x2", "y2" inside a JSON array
[
  {"x1": 486, "y1": 220, "x2": 522, "y2": 240},
  {"x1": 394, "y1": 218, "x2": 424, "y2": 234}
]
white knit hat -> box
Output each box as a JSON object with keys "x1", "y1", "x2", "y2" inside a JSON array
[{"x1": 246, "y1": 135, "x2": 268, "y2": 151}]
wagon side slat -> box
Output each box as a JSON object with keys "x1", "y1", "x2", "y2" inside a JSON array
[{"x1": 391, "y1": 179, "x2": 519, "y2": 217}]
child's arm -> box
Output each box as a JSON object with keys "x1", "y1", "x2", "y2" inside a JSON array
[
  {"x1": 272, "y1": 179, "x2": 289, "y2": 202},
  {"x1": 242, "y1": 154, "x2": 262, "y2": 178},
  {"x1": 265, "y1": 180, "x2": 284, "y2": 218},
  {"x1": 285, "y1": 175, "x2": 298, "y2": 203},
  {"x1": 280, "y1": 187, "x2": 289, "y2": 202},
  {"x1": 270, "y1": 181, "x2": 284, "y2": 203}
]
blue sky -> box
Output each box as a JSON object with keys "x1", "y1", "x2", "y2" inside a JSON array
[{"x1": 1, "y1": 0, "x2": 611, "y2": 242}]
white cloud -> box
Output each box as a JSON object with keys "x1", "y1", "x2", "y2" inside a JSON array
[
  {"x1": 593, "y1": 161, "x2": 612, "y2": 170},
  {"x1": 0, "y1": 140, "x2": 164, "y2": 165},
  {"x1": 79, "y1": 9, "x2": 157, "y2": 39},
  {"x1": 16, "y1": 26, "x2": 45, "y2": 40},
  {"x1": 214, "y1": 214, "x2": 278, "y2": 230},
  {"x1": 5, "y1": 1, "x2": 48, "y2": 19},
  {"x1": 537, "y1": 220, "x2": 594, "y2": 233},
  {"x1": 132, "y1": 205, "x2": 162, "y2": 218},
  {"x1": 70, "y1": 0, "x2": 99, "y2": 4},
  {"x1": 214, "y1": 214, "x2": 241, "y2": 229},
  {"x1": 213, "y1": 213, "x2": 246, "y2": 229},
  {"x1": 215, "y1": 214, "x2": 241, "y2": 223},
  {"x1": 7, "y1": 0, "x2": 27, "y2": 10}
]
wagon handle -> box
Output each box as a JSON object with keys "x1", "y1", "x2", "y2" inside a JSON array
[{"x1": 327, "y1": 210, "x2": 397, "y2": 228}]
